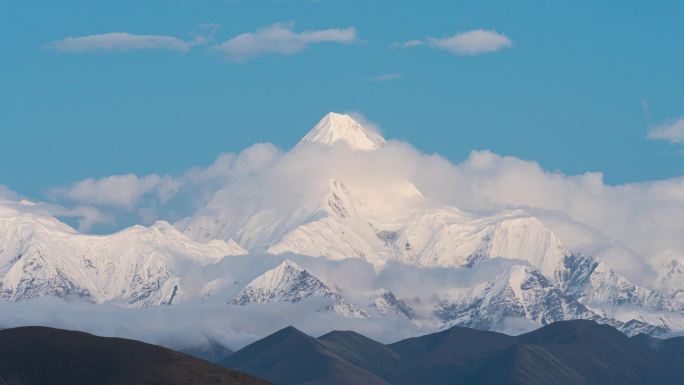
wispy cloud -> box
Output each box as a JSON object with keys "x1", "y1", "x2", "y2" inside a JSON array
[
  {"x1": 641, "y1": 98, "x2": 650, "y2": 117},
  {"x1": 369, "y1": 73, "x2": 401, "y2": 82},
  {"x1": 647, "y1": 116, "x2": 684, "y2": 144},
  {"x1": 0, "y1": 185, "x2": 20, "y2": 201},
  {"x1": 212, "y1": 22, "x2": 357, "y2": 61},
  {"x1": 391, "y1": 40, "x2": 423, "y2": 48},
  {"x1": 394, "y1": 29, "x2": 512, "y2": 56},
  {"x1": 190, "y1": 23, "x2": 221, "y2": 46},
  {"x1": 50, "y1": 174, "x2": 179, "y2": 208},
  {"x1": 47, "y1": 32, "x2": 192, "y2": 53}
]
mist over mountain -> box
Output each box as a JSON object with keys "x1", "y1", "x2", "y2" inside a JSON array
[{"x1": 0, "y1": 112, "x2": 683, "y2": 353}]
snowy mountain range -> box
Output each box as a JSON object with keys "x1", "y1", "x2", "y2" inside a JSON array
[
  {"x1": 0, "y1": 202, "x2": 246, "y2": 307},
  {"x1": 1, "y1": 112, "x2": 683, "y2": 340}
]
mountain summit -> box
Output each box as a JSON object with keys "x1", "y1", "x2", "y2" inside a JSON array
[
  {"x1": 229, "y1": 260, "x2": 330, "y2": 305},
  {"x1": 298, "y1": 112, "x2": 386, "y2": 151},
  {"x1": 229, "y1": 259, "x2": 368, "y2": 318}
]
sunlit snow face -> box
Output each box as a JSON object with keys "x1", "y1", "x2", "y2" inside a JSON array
[{"x1": 298, "y1": 112, "x2": 387, "y2": 151}]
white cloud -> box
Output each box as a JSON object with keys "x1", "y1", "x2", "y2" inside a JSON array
[
  {"x1": 647, "y1": 117, "x2": 684, "y2": 144},
  {"x1": 0, "y1": 185, "x2": 20, "y2": 201},
  {"x1": 45, "y1": 144, "x2": 283, "y2": 227},
  {"x1": 51, "y1": 174, "x2": 179, "y2": 208},
  {"x1": 61, "y1": 205, "x2": 114, "y2": 232},
  {"x1": 391, "y1": 29, "x2": 511, "y2": 56},
  {"x1": 391, "y1": 39, "x2": 424, "y2": 48},
  {"x1": 428, "y1": 29, "x2": 512, "y2": 55},
  {"x1": 183, "y1": 143, "x2": 282, "y2": 190},
  {"x1": 0, "y1": 199, "x2": 112, "y2": 232},
  {"x1": 437, "y1": 150, "x2": 684, "y2": 272},
  {"x1": 212, "y1": 22, "x2": 357, "y2": 61},
  {"x1": 47, "y1": 32, "x2": 192, "y2": 53},
  {"x1": 369, "y1": 73, "x2": 401, "y2": 82}
]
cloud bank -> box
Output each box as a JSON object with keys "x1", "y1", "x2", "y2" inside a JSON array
[
  {"x1": 212, "y1": 23, "x2": 357, "y2": 61},
  {"x1": 0, "y1": 253, "x2": 531, "y2": 351}
]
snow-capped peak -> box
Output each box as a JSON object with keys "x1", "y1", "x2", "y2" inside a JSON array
[
  {"x1": 246, "y1": 259, "x2": 308, "y2": 293},
  {"x1": 229, "y1": 260, "x2": 369, "y2": 318},
  {"x1": 298, "y1": 112, "x2": 386, "y2": 151},
  {"x1": 229, "y1": 259, "x2": 331, "y2": 305}
]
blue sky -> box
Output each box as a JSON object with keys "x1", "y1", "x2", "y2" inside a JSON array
[{"x1": 2, "y1": 0, "x2": 684, "y2": 200}]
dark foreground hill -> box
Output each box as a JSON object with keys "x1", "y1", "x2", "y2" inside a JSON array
[
  {"x1": 224, "y1": 326, "x2": 390, "y2": 385},
  {"x1": 0, "y1": 326, "x2": 270, "y2": 385},
  {"x1": 225, "y1": 320, "x2": 684, "y2": 385}
]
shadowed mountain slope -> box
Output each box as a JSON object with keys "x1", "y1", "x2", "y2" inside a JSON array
[
  {"x1": 225, "y1": 320, "x2": 684, "y2": 385},
  {"x1": 224, "y1": 326, "x2": 389, "y2": 385},
  {"x1": 0, "y1": 326, "x2": 269, "y2": 385},
  {"x1": 318, "y1": 330, "x2": 403, "y2": 381}
]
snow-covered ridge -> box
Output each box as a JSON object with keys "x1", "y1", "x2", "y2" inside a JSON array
[
  {"x1": 230, "y1": 260, "x2": 329, "y2": 304},
  {"x1": 434, "y1": 264, "x2": 668, "y2": 336},
  {"x1": 229, "y1": 259, "x2": 368, "y2": 318},
  {"x1": 298, "y1": 112, "x2": 386, "y2": 151},
  {"x1": 0, "y1": 203, "x2": 246, "y2": 306}
]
